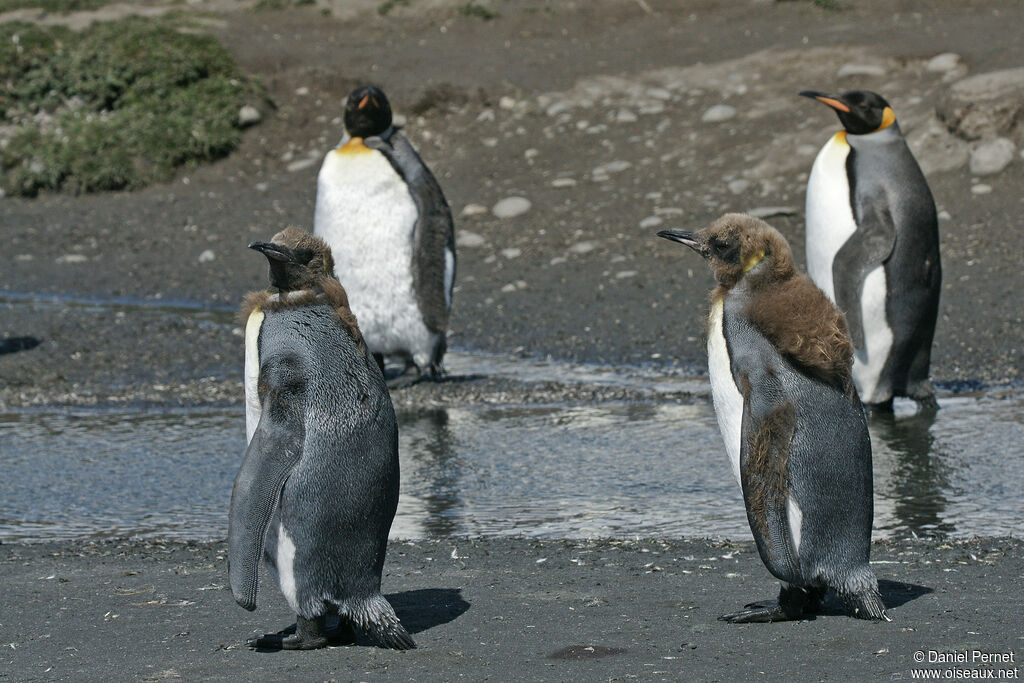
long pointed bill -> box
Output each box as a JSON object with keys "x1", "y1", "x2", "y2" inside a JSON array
[
  {"x1": 657, "y1": 229, "x2": 702, "y2": 254},
  {"x1": 798, "y1": 90, "x2": 850, "y2": 113},
  {"x1": 248, "y1": 241, "x2": 291, "y2": 262}
]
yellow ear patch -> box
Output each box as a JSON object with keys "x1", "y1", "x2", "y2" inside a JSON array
[
  {"x1": 876, "y1": 107, "x2": 896, "y2": 131},
  {"x1": 743, "y1": 249, "x2": 765, "y2": 272},
  {"x1": 334, "y1": 137, "x2": 373, "y2": 155}
]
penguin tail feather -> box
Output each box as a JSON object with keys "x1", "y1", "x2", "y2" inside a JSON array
[
  {"x1": 844, "y1": 589, "x2": 891, "y2": 622},
  {"x1": 343, "y1": 594, "x2": 416, "y2": 650}
]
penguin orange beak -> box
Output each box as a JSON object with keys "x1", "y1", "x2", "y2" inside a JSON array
[
  {"x1": 799, "y1": 90, "x2": 851, "y2": 113},
  {"x1": 657, "y1": 229, "x2": 704, "y2": 255},
  {"x1": 248, "y1": 241, "x2": 292, "y2": 262}
]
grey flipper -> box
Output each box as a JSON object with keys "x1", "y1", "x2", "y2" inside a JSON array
[
  {"x1": 366, "y1": 129, "x2": 455, "y2": 336},
  {"x1": 228, "y1": 369, "x2": 305, "y2": 611},
  {"x1": 738, "y1": 369, "x2": 802, "y2": 585},
  {"x1": 833, "y1": 184, "x2": 895, "y2": 350}
]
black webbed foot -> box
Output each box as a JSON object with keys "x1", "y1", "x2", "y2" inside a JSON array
[
  {"x1": 720, "y1": 584, "x2": 825, "y2": 623},
  {"x1": 247, "y1": 615, "x2": 330, "y2": 650}
]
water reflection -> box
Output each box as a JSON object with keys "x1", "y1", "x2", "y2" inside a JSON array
[
  {"x1": 870, "y1": 408, "x2": 955, "y2": 538},
  {"x1": 395, "y1": 408, "x2": 462, "y2": 537}
]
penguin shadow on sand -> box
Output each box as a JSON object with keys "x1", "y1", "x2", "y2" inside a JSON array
[
  {"x1": 801, "y1": 580, "x2": 932, "y2": 619},
  {"x1": 0, "y1": 336, "x2": 41, "y2": 355},
  {"x1": 251, "y1": 589, "x2": 470, "y2": 652}
]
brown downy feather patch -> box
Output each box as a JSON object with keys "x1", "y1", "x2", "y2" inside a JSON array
[
  {"x1": 743, "y1": 393, "x2": 797, "y2": 559},
  {"x1": 747, "y1": 273, "x2": 855, "y2": 397}
]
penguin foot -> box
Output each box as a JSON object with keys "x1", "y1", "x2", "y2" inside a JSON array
[
  {"x1": 720, "y1": 584, "x2": 824, "y2": 623},
  {"x1": 841, "y1": 589, "x2": 891, "y2": 621},
  {"x1": 246, "y1": 615, "x2": 331, "y2": 650}
]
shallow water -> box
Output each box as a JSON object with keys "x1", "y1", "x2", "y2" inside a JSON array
[{"x1": 2, "y1": 364, "x2": 1021, "y2": 542}]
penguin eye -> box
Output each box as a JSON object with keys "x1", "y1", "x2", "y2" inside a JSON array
[{"x1": 710, "y1": 238, "x2": 740, "y2": 264}]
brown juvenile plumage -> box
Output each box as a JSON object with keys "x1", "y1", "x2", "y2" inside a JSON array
[
  {"x1": 698, "y1": 214, "x2": 855, "y2": 397},
  {"x1": 239, "y1": 227, "x2": 365, "y2": 354}
]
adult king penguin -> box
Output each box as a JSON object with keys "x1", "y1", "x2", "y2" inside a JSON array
[
  {"x1": 801, "y1": 89, "x2": 941, "y2": 410},
  {"x1": 658, "y1": 214, "x2": 889, "y2": 622},
  {"x1": 230, "y1": 227, "x2": 415, "y2": 650},
  {"x1": 314, "y1": 85, "x2": 455, "y2": 381}
]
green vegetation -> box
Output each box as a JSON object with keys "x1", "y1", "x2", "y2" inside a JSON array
[
  {"x1": 377, "y1": 0, "x2": 409, "y2": 16},
  {"x1": 0, "y1": 0, "x2": 119, "y2": 13},
  {"x1": 458, "y1": 1, "x2": 497, "y2": 20},
  {"x1": 0, "y1": 17, "x2": 262, "y2": 197}
]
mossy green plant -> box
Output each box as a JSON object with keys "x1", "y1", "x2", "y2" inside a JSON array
[
  {"x1": 0, "y1": 17, "x2": 263, "y2": 197},
  {"x1": 0, "y1": 0, "x2": 120, "y2": 13}
]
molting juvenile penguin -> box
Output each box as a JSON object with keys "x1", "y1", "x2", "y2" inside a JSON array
[
  {"x1": 314, "y1": 85, "x2": 455, "y2": 381},
  {"x1": 658, "y1": 214, "x2": 889, "y2": 622},
  {"x1": 230, "y1": 227, "x2": 415, "y2": 650},
  {"x1": 801, "y1": 89, "x2": 941, "y2": 410}
]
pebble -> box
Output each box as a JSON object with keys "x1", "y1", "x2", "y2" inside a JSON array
[
  {"x1": 254, "y1": 182, "x2": 269, "y2": 193},
  {"x1": 286, "y1": 157, "x2": 319, "y2": 173},
  {"x1": 492, "y1": 196, "x2": 532, "y2": 219},
  {"x1": 476, "y1": 109, "x2": 495, "y2": 122},
  {"x1": 501, "y1": 283, "x2": 517, "y2": 293},
  {"x1": 727, "y1": 179, "x2": 751, "y2": 194},
  {"x1": 969, "y1": 138, "x2": 1016, "y2": 176},
  {"x1": 551, "y1": 177, "x2": 577, "y2": 188},
  {"x1": 971, "y1": 184, "x2": 993, "y2": 195},
  {"x1": 499, "y1": 96, "x2": 517, "y2": 110},
  {"x1": 701, "y1": 104, "x2": 736, "y2": 123},
  {"x1": 592, "y1": 160, "x2": 632, "y2": 176},
  {"x1": 550, "y1": 256, "x2": 567, "y2": 266},
  {"x1": 926, "y1": 53, "x2": 961, "y2": 73},
  {"x1": 238, "y1": 105, "x2": 261, "y2": 127},
  {"x1": 569, "y1": 241, "x2": 597, "y2": 254},
  {"x1": 639, "y1": 216, "x2": 663, "y2": 229},
  {"x1": 456, "y1": 230, "x2": 486, "y2": 248},
  {"x1": 501, "y1": 248, "x2": 522, "y2": 259},
  {"x1": 460, "y1": 203, "x2": 489, "y2": 217},
  {"x1": 295, "y1": 86, "x2": 310, "y2": 96},
  {"x1": 198, "y1": 250, "x2": 216, "y2": 263},
  {"x1": 56, "y1": 254, "x2": 87, "y2": 264},
  {"x1": 837, "y1": 63, "x2": 886, "y2": 78},
  {"x1": 482, "y1": 138, "x2": 499, "y2": 147},
  {"x1": 616, "y1": 108, "x2": 638, "y2": 123},
  {"x1": 615, "y1": 270, "x2": 638, "y2": 279},
  {"x1": 747, "y1": 206, "x2": 798, "y2": 219}
]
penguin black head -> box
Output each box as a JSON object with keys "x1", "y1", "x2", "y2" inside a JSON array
[
  {"x1": 658, "y1": 213, "x2": 796, "y2": 289},
  {"x1": 249, "y1": 227, "x2": 336, "y2": 292},
  {"x1": 343, "y1": 85, "x2": 393, "y2": 138},
  {"x1": 799, "y1": 89, "x2": 896, "y2": 135}
]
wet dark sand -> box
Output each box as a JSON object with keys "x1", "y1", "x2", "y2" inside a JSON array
[{"x1": 2, "y1": 537, "x2": 1022, "y2": 680}]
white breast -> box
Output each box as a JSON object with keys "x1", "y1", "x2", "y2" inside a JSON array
[
  {"x1": 707, "y1": 299, "x2": 744, "y2": 486},
  {"x1": 805, "y1": 132, "x2": 858, "y2": 302},
  {"x1": 851, "y1": 266, "x2": 893, "y2": 403},
  {"x1": 244, "y1": 309, "x2": 264, "y2": 444},
  {"x1": 275, "y1": 523, "x2": 300, "y2": 614},
  {"x1": 314, "y1": 147, "x2": 432, "y2": 357}
]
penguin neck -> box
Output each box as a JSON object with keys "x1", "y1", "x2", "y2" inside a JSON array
[{"x1": 846, "y1": 121, "x2": 902, "y2": 148}]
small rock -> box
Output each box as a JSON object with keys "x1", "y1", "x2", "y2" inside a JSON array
[
  {"x1": 639, "y1": 216, "x2": 663, "y2": 229},
  {"x1": 615, "y1": 270, "x2": 638, "y2": 279},
  {"x1": 647, "y1": 87, "x2": 672, "y2": 100},
  {"x1": 501, "y1": 248, "x2": 522, "y2": 259},
  {"x1": 456, "y1": 230, "x2": 486, "y2": 248},
  {"x1": 926, "y1": 53, "x2": 961, "y2": 73},
  {"x1": 392, "y1": 114, "x2": 407, "y2": 128},
  {"x1": 295, "y1": 86, "x2": 310, "y2": 96},
  {"x1": 198, "y1": 250, "x2": 215, "y2": 263},
  {"x1": 482, "y1": 138, "x2": 499, "y2": 148},
  {"x1": 15, "y1": 254, "x2": 33, "y2": 261},
  {"x1": 524, "y1": 148, "x2": 539, "y2": 160},
  {"x1": 727, "y1": 179, "x2": 751, "y2": 195},
  {"x1": 551, "y1": 177, "x2": 577, "y2": 188},
  {"x1": 499, "y1": 96, "x2": 517, "y2": 110},
  {"x1": 701, "y1": 104, "x2": 736, "y2": 123},
  {"x1": 747, "y1": 206, "x2": 798, "y2": 219},
  {"x1": 492, "y1": 196, "x2": 532, "y2": 219},
  {"x1": 938, "y1": 210, "x2": 952, "y2": 221},
  {"x1": 460, "y1": 204, "x2": 489, "y2": 217},
  {"x1": 550, "y1": 256, "x2": 567, "y2": 266},
  {"x1": 56, "y1": 254, "x2": 87, "y2": 264},
  {"x1": 254, "y1": 182, "x2": 269, "y2": 193},
  {"x1": 970, "y1": 183, "x2": 992, "y2": 195},
  {"x1": 476, "y1": 109, "x2": 495, "y2": 122},
  {"x1": 939, "y1": 68, "x2": 1024, "y2": 140},
  {"x1": 837, "y1": 63, "x2": 887, "y2": 78},
  {"x1": 515, "y1": 280, "x2": 528, "y2": 290},
  {"x1": 569, "y1": 241, "x2": 597, "y2": 255},
  {"x1": 592, "y1": 160, "x2": 632, "y2": 176},
  {"x1": 238, "y1": 105, "x2": 261, "y2": 127},
  {"x1": 969, "y1": 137, "x2": 1015, "y2": 176},
  {"x1": 286, "y1": 157, "x2": 318, "y2": 173},
  {"x1": 616, "y1": 108, "x2": 638, "y2": 123},
  {"x1": 500, "y1": 283, "x2": 517, "y2": 293}
]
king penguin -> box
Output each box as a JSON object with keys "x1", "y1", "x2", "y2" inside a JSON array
[
  {"x1": 230, "y1": 227, "x2": 415, "y2": 650},
  {"x1": 314, "y1": 85, "x2": 455, "y2": 381},
  {"x1": 658, "y1": 214, "x2": 889, "y2": 622},
  {"x1": 800, "y1": 89, "x2": 941, "y2": 410}
]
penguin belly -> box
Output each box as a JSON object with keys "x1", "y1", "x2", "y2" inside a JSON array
[
  {"x1": 707, "y1": 298, "x2": 743, "y2": 486},
  {"x1": 243, "y1": 308, "x2": 264, "y2": 444},
  {"x1": 851, "y1": 266, "x2": 893, "y2": 403},
  {"x1": 314, "y1": 146, "x2": 434, "y2": 360},
  {"x1": 805, "y1": 132, "x2": 858, "y2": 302}
]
